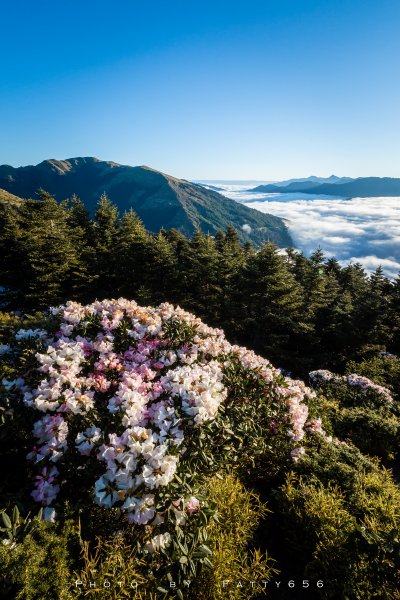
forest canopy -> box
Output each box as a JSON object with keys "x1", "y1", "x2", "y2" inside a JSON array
[{"x1": 0, "y1": 190, "x2": 399, "y2": 377}]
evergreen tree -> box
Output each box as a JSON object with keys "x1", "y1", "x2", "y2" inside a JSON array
[
  {"x1": 114, "y1": 209, "x2": 149, "y2": 299},
  {"x1": 217, "y1": 226, "x2": 248, "y2": 334},
  {"x1": 19, "y1": 191, "x2": 79, "y2": 307},
  {"x1": 93, "y1": 194, "x2": 120, "y2": 296},
  {"x1": 164, "y1": 229, "x2": 193, "y2": 305},
  {"x1": 354, "y1": 266, "x2": 391, "y2": 348},
  {"x1": 325, "y1": 257, "x2": 342, "y2": 277},
  {"x1": 144, "y1": 230, "x2": 178, "y2": 305},
  {"x1": 238, "y1": 242, "x2": 307, "y2": 368},
  {"x1": 66, "y1": 195, "x2": 97, "y2": 301},
  {"x1": 184, "y1": 230, "x2": 222, "y2": 321},
  {"x1": 390, "y1": 274, "x2": 400, "y2": 353},
  {"x1": 301, "y1": 248, "x2": 328, "y2": 324},
  {"x1": 0, "y1": 202, "x2": 23, "y2": 303}
]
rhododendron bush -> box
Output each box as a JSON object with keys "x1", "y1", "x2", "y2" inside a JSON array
[
  {"x1": 308, "y1": 366, "x2": 400, "y2": 465},
  {"x1": 0, "y1": 298, "x2": 325, "y2": 588}
]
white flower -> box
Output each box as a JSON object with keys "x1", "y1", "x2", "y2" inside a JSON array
[
  {"x1": 126, "y1": 494, "x2": 155, "y2": 525},
  {"x1": 75, "y1": 427, "x2": 102, "y2": 455},
  {"x1": 94, "y1": 472, "x2": 119, "y2": 508},
  {"x1": 144, "y1": 532, "x2": 172, "y2": 553},
  {"x1": 291, "y1": 447, "x2": 306, "y2": 462},
  {"x1": 43, "y1": 507, "x2": 56, "y2": 522},
  {"x1": 15, "y1": 328, "x2": 47, "y2": 341}
]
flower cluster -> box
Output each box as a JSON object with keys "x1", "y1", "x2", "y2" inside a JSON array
[
  {"x1": 309, "y1": 369, "x2": 393, "y2": 403},
  {"x1": 346, "y1": 374, "x2": 393, "y2": 402},
  {"x1": 3, "y1": 299, "x2": 317, "y2": 530}
]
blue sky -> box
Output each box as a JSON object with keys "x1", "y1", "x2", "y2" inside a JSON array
[{"x1": 1, "y1": 0, "x2": 400, "y2": 179}]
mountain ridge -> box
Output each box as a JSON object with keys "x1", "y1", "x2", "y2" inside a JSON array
[
  {"x1": 249, "y1": 176, "x2": 400, "y2": 197},
  {"x1": 0, "y1": 158, "x2": 292, "y2": 247}
]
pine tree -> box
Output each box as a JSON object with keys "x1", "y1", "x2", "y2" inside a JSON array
[
  {"x1": 217, "y1": 226, "x2": 247, "y2": 334},
  {"x1": 0, "y1": 201, "x2": 23, "y2": 303},
  {"x1": 66, "y1": 195, "x2": 97, "y2": 301},
  {"x1": 238, "y1": 242, "x2": 306, "y2": 368},
  {"x1": 93, "y1": 193, "x2": 120, "y2": 296},
  {"x1": 302, "y1": 248, "x2": 329, "y2": 322},
  {"x1": 114, "y1": 209, "x2": 150, "y2": 299},
  {"x1": 354, "y1": 266, "x2": 391, "y2": 348},
  {"x1": 184, "y1": 230, "x2": 222, "y2": 321},
  {"x1": 19, "y1": 191, "x2": 79, "y2": 307},
  {"x1": 164, "y1": 229, "x2": 193, "y2": 305},
  {"x1": 389, "y1": 274, "x2": 400, "y2": 353},
  {"x1": 144, "y1": 230, "x2": 178, "y2": 304}
]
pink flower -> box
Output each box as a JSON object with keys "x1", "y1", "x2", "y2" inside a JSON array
[{"x1": 185, "y1": 496, "x2": 200, "y2": 514}]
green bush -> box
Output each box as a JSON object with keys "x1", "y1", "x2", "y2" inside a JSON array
[
  {"x1": 271, "y1": 438, "x2": 400, "y2": 599},
  {"x1": 71, "y1": 473, "x2": 275, "y2": 600},
  {"x1": 308, "y1": 367, "x2": 400, "y2": 464},
  {"x1": 0, "y1": 516, "x2": 78, "y2": 600},
  {"x1": 346, "y1": 354, "x2": 400, "y2": 401}
]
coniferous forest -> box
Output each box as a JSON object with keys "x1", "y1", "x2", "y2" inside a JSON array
[
  {"x1": 1, "y1": 191, "x2": 400, "y2": 600},
  {"x1": 1, "y1": 191, "x2": 399, "y2": 377}
]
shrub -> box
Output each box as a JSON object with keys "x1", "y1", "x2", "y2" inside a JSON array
[
  {"x1": 274, "y1": 438, "x2": 400, "y2": 599},
  {"x1": 308, "y1": 369, "x2": 400, "y2": 463},
  {"x1": 72, "y1": 474, "x2": 274, "y2": 600},
  {"x1": 0, "y1": 513, "x2": 78, "y2": 600},
  {"x1": 190, "y1": 474, "x2": 276, "y2": 600},
  {"x1": 346, "y1": 354, "x2": 400, "y2": 401},
  {"x1": 0, "y1": 298, "x2": 317, "y2": 593}
]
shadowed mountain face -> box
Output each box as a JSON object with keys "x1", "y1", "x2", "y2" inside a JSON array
[{"x1": 0, "y1": 157, "x2": 292, "y2": 247}]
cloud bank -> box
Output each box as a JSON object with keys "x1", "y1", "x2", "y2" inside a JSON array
[{"x1": 218, "y1": 186, "x2": 400, "y2": 278}]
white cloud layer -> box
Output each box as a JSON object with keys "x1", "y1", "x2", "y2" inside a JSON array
[{"x1": 218, "y1": 186, "x2": 400, "y2": 279}]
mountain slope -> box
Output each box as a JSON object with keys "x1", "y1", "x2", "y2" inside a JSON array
[
  {"x1": 0, "y1": 158, "x2": 292, "y2": 247},
  {"x1": 0, "y1": 188, "x2": 23, "y2": 206}
]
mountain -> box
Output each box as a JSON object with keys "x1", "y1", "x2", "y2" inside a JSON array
[
  {"x1": 270, "y1": 175, "x2": 353, "y2": 188},
  {"x1": 250, "y1": 175, "x2": 353, "y2": 193},
  {"x1": 302, "y1": 177, "x2": 400, "y2": 197},
  {"x1": 0, "y1": 158, "x2": 292, "y2": 247},
  {"x1": 249, "y1": 176, "x2": 400, "y2": 197}
]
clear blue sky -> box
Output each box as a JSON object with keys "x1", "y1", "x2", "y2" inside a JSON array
[{"x1": 1, "y1": 0, "x2": 400, "y2": 179}]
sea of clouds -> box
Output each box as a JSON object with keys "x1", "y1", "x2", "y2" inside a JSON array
[{"x1": 214, "y1": 185, "x2": 400, "y2": 279}]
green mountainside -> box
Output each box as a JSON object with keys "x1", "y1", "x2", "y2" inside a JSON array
[{"x1": 0, "y1": 157, "x2": 291, "y2": 247}]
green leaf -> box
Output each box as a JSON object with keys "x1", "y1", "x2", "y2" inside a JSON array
[
  {"x1": 199, "y1": 544, "x2": 212, "y2": 556},
  {"x1": 177, "y1": 539, "x2": 187, "y2": 555},
  {"x1": 2, "y1": 512, "x2": 12, "y2": 529},
  {"x1": 12, "y1": 505, "x2": 20, "y2": 524}
]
